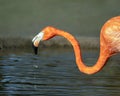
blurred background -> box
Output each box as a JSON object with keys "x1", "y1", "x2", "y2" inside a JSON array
[
  {"x1": 0, "y1": 1, "x2": 120, "y2": 95},
  {"x1": 0, "y1": 0, "x2": 120, "y2": 39}
]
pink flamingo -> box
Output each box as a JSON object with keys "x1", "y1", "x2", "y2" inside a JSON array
[{"x1": 32, "y1": 16, "x2": 120, "y2": 74}]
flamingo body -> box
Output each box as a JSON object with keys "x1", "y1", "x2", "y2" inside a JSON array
[{"x1": 101, "y1": 16, "x2": 120, "y2": 54}]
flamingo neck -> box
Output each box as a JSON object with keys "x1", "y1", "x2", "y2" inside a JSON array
[{"x1": 55, "y1": 30, "x2": 110, "y2": 74}]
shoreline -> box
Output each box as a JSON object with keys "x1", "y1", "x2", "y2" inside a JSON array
[{"x1": 0, "y1": 36, "x2": 99, "y2": 50}]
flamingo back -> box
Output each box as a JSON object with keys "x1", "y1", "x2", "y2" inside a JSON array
[{"x1": 100, "y1": 16, "x2": 120, "y2": 54}]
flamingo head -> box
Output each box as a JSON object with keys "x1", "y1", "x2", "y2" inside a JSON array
[{"x1": 32, "y1": 26, "x2": 56, "y2": 54}]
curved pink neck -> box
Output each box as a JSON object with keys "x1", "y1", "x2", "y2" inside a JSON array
[{"x1": 55, "y1": 30, "x2": 110, "y2": 74}]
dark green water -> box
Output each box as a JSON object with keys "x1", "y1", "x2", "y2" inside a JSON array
[{"x1": 0, "y1": 48, "x2": 120, "y2": 96}]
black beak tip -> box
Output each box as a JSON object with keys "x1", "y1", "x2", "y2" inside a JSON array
[{"x1": 32, "y1": 43, "x2": 38, "y2": 55}]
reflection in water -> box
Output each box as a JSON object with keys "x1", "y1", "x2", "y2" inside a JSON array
[{"x1": 0, "y1": 48, "x2": 120, "y2": 96}]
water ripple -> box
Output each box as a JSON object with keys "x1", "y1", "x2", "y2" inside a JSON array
[{"x1": 0, "y1": 49, "x2": 120, "y2": 96}]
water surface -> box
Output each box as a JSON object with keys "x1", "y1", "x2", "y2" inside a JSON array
[{"x1": 0, "y1": 48, "x2": 120, "y2": 96}]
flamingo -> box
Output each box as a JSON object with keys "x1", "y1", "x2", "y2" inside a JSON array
[{"x1": 32, "y1": 16, "x2": 120, "y2": 75}]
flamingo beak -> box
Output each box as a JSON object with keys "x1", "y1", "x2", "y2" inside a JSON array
[
  {"x1": 32, "y1": 32, "x2": 44, "y2": 54},
  {"x1": 32, "y1": 43, "x2": 38, "y2": 55}
]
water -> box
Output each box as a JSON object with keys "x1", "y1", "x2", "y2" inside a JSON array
[{"x1": 0, "y1": 48, "x2": 120, "y2": 96}]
